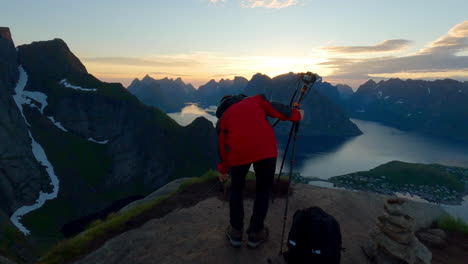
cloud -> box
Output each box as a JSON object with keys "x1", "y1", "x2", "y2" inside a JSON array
[
  {"x1": 322, "y1": 39, "x2": 411, "y2": 54},
  {"x1": 209, "y1": 0, "x2": 225, "y2": 3},
  {"x1": 241, "y1": 0, "x2": 298, "y2": 8},
  {"x1": 420, "y1": 21, "x2": 468, "y2": 55},
  {"x1": 321, "y1": 21, "x2": 468, "y2": 84}
]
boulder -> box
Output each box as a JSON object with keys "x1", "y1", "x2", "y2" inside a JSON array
[
  {"x1": 416, "y1": 231, "x2": 447, "y2": 248},
  {"x1": 425, "y1": 229, "x2": 447, "y2": 240}
]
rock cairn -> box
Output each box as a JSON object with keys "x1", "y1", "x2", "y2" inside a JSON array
[{"x1": 364, "y1": 198, "x2": 432, "y2": 264}]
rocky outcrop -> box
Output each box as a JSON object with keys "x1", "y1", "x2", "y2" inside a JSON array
[{"x1": 364, "y1": 198, "x2": 433, "y2": 264}]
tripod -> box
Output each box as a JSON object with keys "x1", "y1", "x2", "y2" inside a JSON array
[{"x1": 273, "y1": 72, "x2": 321, "y2": 255}]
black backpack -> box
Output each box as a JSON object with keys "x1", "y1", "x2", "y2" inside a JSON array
[{"x1": 283, "y1": 207, "x2": 342, "y2": 264}]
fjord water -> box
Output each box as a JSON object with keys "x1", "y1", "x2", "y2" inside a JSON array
[
  {"x1": 170, "y1": 104, "x2": 468, "y2": 220},
  {"x1": 297, "y1": 119, "x2": 468, "y2": 178},
  {"x1": 170, "y1": 104, "x2": 468, "y2": 175}
]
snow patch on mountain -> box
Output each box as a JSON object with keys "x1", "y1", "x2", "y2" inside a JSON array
[
  {"x1": 10, "y1": 66, "x2": 60, "y2": 235},
  {"x1": 88, "y1": 137, "x2": 109, "y2": 144},
  {"x1": 47, "y1": 116, "x2": 68, "y2": 132},
  {"x1": 60, "y1": 79, "x2": 97, "y2": 92},
  {"x1": 22, "y1": 90, "x2": 48, "y2": 113}
]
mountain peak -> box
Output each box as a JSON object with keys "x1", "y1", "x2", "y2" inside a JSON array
[
  {"x1": 18, "y1": 38, "x2": 88, "y2": 81},
  {"x1": 0, "y1": 27, "x2": 13, "y2": 43},
  {"x1": 0, "y1": 27, "x2": 18, "y2": 88},
  {"x1": 142, "y1": 74, "x2": 153, "y2": 82}
]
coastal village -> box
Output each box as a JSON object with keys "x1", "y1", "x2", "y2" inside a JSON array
[{"x1": 327, "y1": 165, "x2": 468, "y2": 204}]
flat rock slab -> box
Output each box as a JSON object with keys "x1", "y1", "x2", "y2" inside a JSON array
[
  {"x1": 75, "y1": 184, "x2": 445, "y2": 264},
  {"x1": 119, "y1": 178, "x2": 190, "y2": 213}
]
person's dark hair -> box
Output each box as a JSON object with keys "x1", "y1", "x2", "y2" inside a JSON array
[{"x1": 216, "y1": 94, "x2": 248, "y2": 118}]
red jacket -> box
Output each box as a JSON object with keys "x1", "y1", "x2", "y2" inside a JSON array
[{"x1": 217, "y1": 95, "x2": 301, "y2": 174}]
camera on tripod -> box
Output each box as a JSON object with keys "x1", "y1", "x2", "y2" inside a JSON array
[{"x1": 301, "y1": 72, "x2": 320, "y2": 85}]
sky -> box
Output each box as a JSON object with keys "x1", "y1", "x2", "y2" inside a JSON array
[{"x1": 2, "y1": 0, "x2": 468, "y2": 88}]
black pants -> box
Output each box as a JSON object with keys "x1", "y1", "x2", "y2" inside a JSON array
[{"x1": 230, "y1": 157, "x2": 276, "y2": 233}]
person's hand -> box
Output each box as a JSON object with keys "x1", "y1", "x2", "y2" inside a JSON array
[
  {"x1": 298, "y1": 109, "x2": 304, "y2": 120},
  {"x1": 218, "y1": 172, "x2": 228, "y2": 182}
]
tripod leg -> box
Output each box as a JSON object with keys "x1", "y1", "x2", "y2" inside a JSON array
[
  {"x1": 272, "y1": 121, "x2": 295, "y2": 203},
  {"x1": 279, "y1": 121, "x2": 300, "y2": 255}
]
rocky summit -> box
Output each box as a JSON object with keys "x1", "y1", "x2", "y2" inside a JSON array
[{"x1": 73, "y1": 183, "x2": 445, "y2": 264}]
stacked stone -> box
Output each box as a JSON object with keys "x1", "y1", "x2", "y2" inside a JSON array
[{"x1": 366, "y1": 198, "x2": 432, "y2": 264}]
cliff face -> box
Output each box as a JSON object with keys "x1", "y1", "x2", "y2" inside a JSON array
[{"x1": 0, "y1": 28, "x2": 50, "y2": 217}]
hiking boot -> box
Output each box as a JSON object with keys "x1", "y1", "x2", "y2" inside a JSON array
[
  {"x1": 247, "y1": 227, "x2": 269, "y2": 248},
  {"x1": 226, "y1": 225, "x2": 243, "y2": 248}
]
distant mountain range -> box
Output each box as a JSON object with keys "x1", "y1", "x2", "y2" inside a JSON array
[
  {"x1": 346, "y1": 78, "x2": 468, "y2": 142},
  {"x1": 130, "y1": 72, "x2": 468, "y2": 142},
  {"x1": 0, "y1": 28, "x2": 217, "y2": 261},
  {"x1": 127, "y1": 75, "x2": 249, "y2": 111},
  {"x1": 128, "y1": 75, "x2": 197, "y2": 112},
  {"x1": 128, "y1": 73, "x2": 362, "y2": 137}
]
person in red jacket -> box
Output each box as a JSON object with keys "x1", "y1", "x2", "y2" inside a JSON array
[{"x1": 216, "y1": 94, "x2": 303, "y2": 248}]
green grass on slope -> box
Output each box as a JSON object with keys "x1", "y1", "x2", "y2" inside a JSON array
[
  {"x1": 0, "y1": 224, "x2": 27, "y2": 262},
  {"x1": 38, "y1": 171, "x2": 218, "y2": 264},
  {"x1": 359, "y1": 161, "x2": 464, "y2": 191},
  {"x1": 436, "y1": 215, "x2": 468, "y2": 235},
  {"x1": 21, "y1": 108, "x2": 113, "y2": 241}
]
